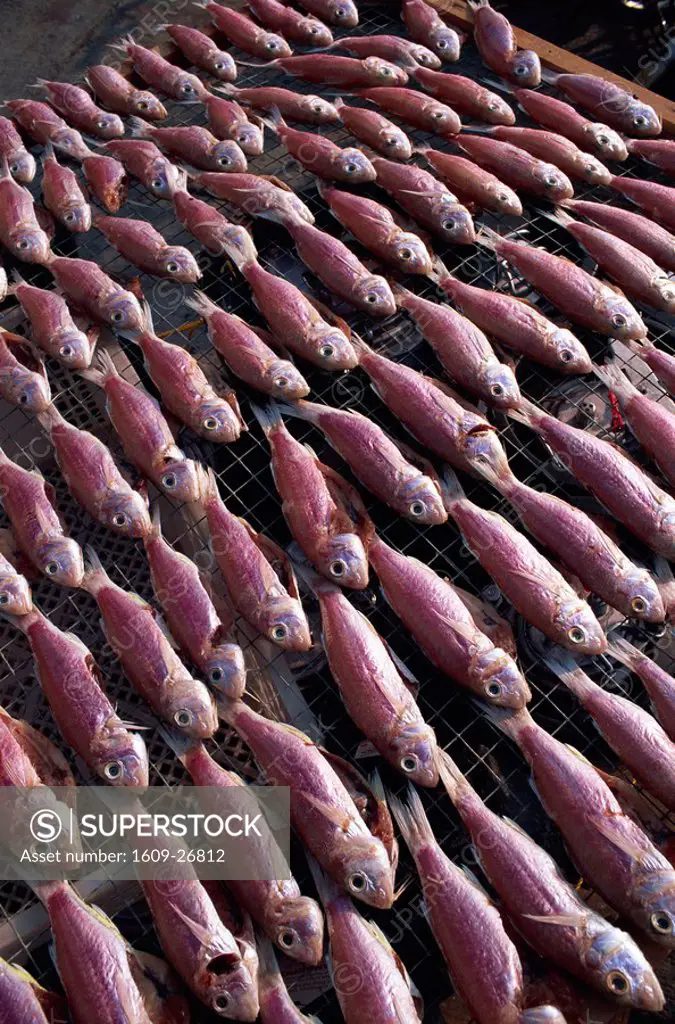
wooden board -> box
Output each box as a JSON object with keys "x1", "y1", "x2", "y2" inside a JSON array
[{"x1": 427, "y1": 0, "x2": 675, "y2": 133}]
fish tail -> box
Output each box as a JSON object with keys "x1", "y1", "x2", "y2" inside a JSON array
[
  {"x1": 427, "y1": 254, "x2": 452, "y2": 285},
  {"x1": 249, "y1": 400, "x2": 283, "y2": 437},
  {"x1": 306, "y1": 853, "x2": 341, "y2": 907},
  {"x1": 146, "y1": 503, "x2": 163, "y2": 543},
  {"x1": 184, "y1": 288, "x2": 219, "y2": 320},
  {"x1": 36, "y1": 402, "x2": 65, "y2": 434},
  {"x1": 260, "y1": 104, "x2": 286, "y2": 135},
  {"x1": 81, "y1": 347, "x2": 119, "y2": 388},
  {"x1": 466, "y1": 0, "x2": 488, "y2": 10},
  {"x1": 289, "y1": 544, "x2": 339, "y2": 597},
  {"x1": 82, "y1": 545, "x2": 112, "y2": 591},
  {"x1": 462, "y1": 124, "x2": 494, "y2": 135},
  {"x1": 593, "y1": 361, "x2": 639, "y2": 402},
  {"x1": 438, "y1": 465, "x2": 465, "y2": 510},
  {"x1": 480, "y1": 75, "x2": 515, "y2": 95},
  {"x1": 654, "y1": 556, "x2": 674, "y2": 585},
  {"x1": 543, "y1": 650, "x2": 593, "y2": 699},
  {"x1": 277, "y1": 397, "x2": 317, "y2": 424},
  {"x1": 166, "y1": 165, "x2": 188, "y2": 198},
  {"x1": 388, "y1": 279, "x2": 414, "y2": 306},
  {"x1": 436, "y1": 747, "x2": 467, "y2": 804},
  {"x1": 212, "y1": 83, "x2": 237, "y2": 98},
  {"x1": 535, "y1": 204, "x2": 574, "y2": 229},
  {"x1": 156, "y1": 721, "x2": 203, "y2": 763},
  {"x1": 506, "y1": 395, "x2": 546, "y2": 431},
  {"x1": 40, "y1": 141, "x2": 56, "y2": 167},
  {"x1": 255, "y1": 931, "x2": 282, "y2": 979},
  {"x1": 475, "y1": 224, "x2": 503, "y2": 252},
  {"x1": 128, "y1": 115, "x2": 153, "y2": 139},
  {"x1": 333, "y1": 96, "x2": 345, "y2": 112},
  {"x1": 539, "y1": 67, "x2": 558, "y2": 86},
  {"x1": 606, "y1": 636, "x2": 642, "y2": 671},
  {"x1": 348, "y1": 332, "x2": 371, "y2": 362},
  {"x1": 195, "y1": 462, "x2": 219, "y2": 505},
  {"x1": 389, "y1": 784, "x2": 435, "y2": 856},
  {"x1": 481, "y1": 702, "x2": 533, "y2": 742}
]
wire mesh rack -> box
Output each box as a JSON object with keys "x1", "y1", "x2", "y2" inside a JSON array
[{"x1": 0, "y1": 2, "x2": 674, "y2": 1021}]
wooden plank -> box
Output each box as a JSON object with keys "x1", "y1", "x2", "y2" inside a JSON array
[{"x1": 426, "y1": 0, "x2": 675, "y2": 133}]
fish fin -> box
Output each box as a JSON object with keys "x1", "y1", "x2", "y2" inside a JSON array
[
  {"x1": 590, "y1": 813, "x2": 662, "y2": 867},
  {"x1": 306, "y1": 852, "x2": 341, "y2": 905},
  {"x1": 522, "y1": 912, "x2": 585, "y2": 929},
  {"x1": 593, "y1": 361, "x2": 640, "y2": 403},
  {"x1": 127, "y1": 116, "x2": 153, "y2": 139},
  {"x1": 474, "y1": 225, "x2": 505, "y2": 253},
  {"x1": 303, "y1": 790, "x2": 360, "y2": 834},
  {"x1": 168, "y1": 898, "x2": 237, "y2": 958},
  {"x1": 195, "y1": 462, "x2": 220, "y2": 504},
  {"x1": 249, "y1": 399, "x2": 283, "y2": 437},
  {"x1": 436, "y1": 747, "x2": 467, "y2": 803},
  {"x1": 184, "y1": 288, "x2": 219, "y2": 320},
  {"x1": 430, "y1": 608, "x2": 480, "y2": 647},
  {"x1": 606, "y1": 636, "x2": 645, "y2": 672},
  {"x1": 505, "y1": 396, "x2": 547, "y2": 431},
  {"x1": 384, "y1": 642, "x2": 420, "y2": 697},
  {"x1": 438, "y1": 464, "x2": 466, "y2": 510},
  {"x1": 82, "y1": 545, "x2": 111, "y2": 588},
  {"x1": 389, "y1": 783, "x2": 435, "y2": 855},
  {"x1": 461, "y1": 863, "x2": 491, "y2": 897},
  {"x1": 36, "y1": 402, "x2": 67, "y2": 434},
  {"x1": 482, "y1": 703, "x2": 533, "y2": 741},
  {"x1": 544, "y1": 651, "x2": 594, "y2": 700},
  {"x1": 317, "y1": 459, "x2": 374, "y2": 547}
]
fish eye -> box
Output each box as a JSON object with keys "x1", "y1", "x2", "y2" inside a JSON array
[
  {"x1": 214, "y1": 994, "x2": 230, "y2": 1012},
  {"x1": 162, "y1": 472, "x2": 177, "y2": 490},
  {"x1": 585, "y1": 164, "x2": 597, "y2": 176},
  {"x1": 380, "y1": 67, "x2": 393, "y2": 77},
  {"x1": 59, "y1": 344, "x2": 74, "y2": 357},
  {"x1": 18, "y1": 393, "x2": 29, "y2": 405},
  {"x1": 544, "y1": 175, "x2": 559, "y2": 188},
  {"x1": 431, "y1": 109, "x2": 446, "y2": 119},
  {"x1": 437, "y1": 39, "x2": 448, "y2": 49},
  {"x1": 606, "y1": 971, "x2": 629, "y2": 995},
  {"x1": 497, "y1": 192, "x2": 511, "y2": 204},
  {"x1": 385, "y1": 136, "x2": 399, "y2": 148},
  {"x1": 181, "y1": 83, "x2": 196, "y2": 95},
  {"x1": 559, "y1": 349, "x2": 573, "y2": 364},
  {"x1": 409, "y1": 500, "x2": 426, "y2": 517},
  {"x1": 330, "y1": 559, "x2": 346, "y2": 577},
  {"x1": 103, "y1": 760, "x2": 123, "y2": 780},
  {"x1": 442, "y1": 219, "x2": 458, "y2": 232},
  {"x1": 137, "y1": 100, "x2": 150, "y2": 111},
  {"x1": 174, "y1": 708, "x2": 193, "y2": 728},
  {"x1": 401, "y1": 754, "x2": 419, "y2": 773},
  {"x1": 209, "y1": 667, "x2": 224, "y2": 683},
  {"x1": 112, "y1": 512, "x2": 129, "y2": 528},
  {"x1": 365, "y1": 292, "x2": 379, "y2": 304},
  {"x1": 218, "y1": 155, "x2": 232, "y2": 167},
  {"x1": 96, "y1": 119, "x2": 109, "y2": 129},
  {"x1": 612, "y1": 313, "x2": 627, "y2": 328},
  {"x1": 166, "y1": 261, "x2": 180, "y2": 274},
  {"x1": 348, "y1": 871, "x2": 367, "y2": 893},
  {"x1": 308, "y1": 24, "x2": 320, "y2": 34},
  {"x1": 64, "y1": 211, "x2": 76, "y2": 223},
  {"x1": 486, "y1": 681, "x2": 502, "y2": 698},
  {"x1": 203, "y1": 416, "x2": 220, "y2": 431},
  {"x1": 214, "y1": 61, "x2": 226, "y2": 70},
  {"x1": 110, "y1": 310, "x2": 124, "y2": 323},
  {"x1": 634, "y1": 114, "x2": 647, "y2": 127},
  {"x1": 631, "y1": 595, "x2": 647, "y2": 615},
  {"x1": 567, "y1": 626, "x2": 586, "y2": 645},
  {"x1": 488, "y1": 100, "x2": 499, "y2": 111},
  {"x1": 514, "y1": 64, "x2": 528, "y2": 76},
  {"x1": 398, "y1": 247, "x2": 413, "y2": 261},
  {"x1": 274, "y1": 375, "x2": 289, "y2": 389},
  {"x1": 320, "y1": 343, "x2": 335, "y2": 359},
  {"x1": 151, "y1": 177, "x2": 164, "y2": 189},
  {"x1": 45, "y1": 561, "x2": 60, "y2": 576},
  {"x1": 345, "y1": 162, "x2": 359, "y2": 174},
  {"x1": 16, "y1": 239, "x2": 29, "y2": 250},
  {"x1": 267, "y1": 39, "x2": 280, "y2": 51},
  {"x1": 270, "y1": 623, "x2": 288, "y2": 642},
  {"x1": 0, "y1": 594, "x2": 8, "y2": 606},
  {"x1": 312, "y1": 102, "x2": 324, "y2": 114},
  {"x1": 278, "y1": 928, "x2": 296, "y2": 947},
  {"x1": 650, "y1": 911, "x2": 673, "y2": 935},
  {"x1": 597, "y1": 134, "x2": 610, "y2": 146},
  {"x1": 490, "y1": 382, "x2": 505, "y2": 397},
  {"x1": 9, "y1": 162, "x2": 19, "y2": 173}
]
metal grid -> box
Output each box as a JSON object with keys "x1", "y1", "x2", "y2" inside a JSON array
[{"x1": 0, "y1": 3, "x2": 673, "y2": 1020}]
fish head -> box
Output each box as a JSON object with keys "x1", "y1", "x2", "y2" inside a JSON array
[
  {"x1": 602, "y1": 297, "x2": 646, "y2": 342},
  {"x1": 93, "y1": 112, "x2": 125, "y2": 140},
  {"x1": 622, "y1": 569, "x2": 666, "y2": 622},
  {"x1": 272, "y1": 896, "x2": 325, "y2": 965},
  {"x1": 509, "y1": 50, "x2": 541, "y2": 87},
  {"x1": 264, "y1": 359, "x2": 310, "y2": 400},
  {"x1": 94, "y1": 725, "x2": 149, "y2": 787},
  {"x1": 203, "y1": 643, "x2": 247, "y2": 700},
  {"x1": 477, "y1": 650, "x2": 532, "y2": 708},
  {"x1": 328, "y1": 0, "x2": 359, "y2": 27},
  {"x1": 234, "y1": 122, "x2": 264, "y2": 157},
  {"x1": 54, "y1": 327, "x2": 93, "y2": 369},
  {"x1": 206, "y1": 51, "x2": 237, "y2": 81},
  {"x1": 399, "y1": 475, "x2": 447, "y2": 525},
  {"x1": 334, "y1": 147, "x2": 377, "y2": 183},
  {"x1": 339, "y1": 834, "x2": 394, "y2": 908},
  {"x1": 319, "y1": 534, "x2": 369, "y2": 589},
  {"x1": 194, "y1": 399, "x2": 239, "y2": 442},
  {"x1": 390, "y1": 724, "x2": 439, "y2": 787},
  {"x1": 9, "y1": 226, "x2": 51, "y2": 264},
  {"x1": 211, "y1": 140, "x2": 248, "y2": 173},
  {"x1": 302, "y1": 20, "x2": 334, "y2": 47},
  {"x1": 313, "y1": 326, "x2": 359, "y2": 370},
  {"x1": 54, "y1": 128, "x2": 89, "y2": 159},
  {"x1": 7, "y1": 149, "x2": 36, "y2": 183},
  {"x1": 60, "y1": 200, "x2": 92, "y2": 233},
  {"x1": 481, "y1": 362, "x2": 521, "y2": 408},
  {"x1": 558, "y1": 600, "x2": 607, "y2": 654},
  {"x1": 631, "y1": 873, "x2": 675, "y2": 948},
  {"x1": 161, "y1": 246, "x2": 202, "y2": 283},
  {"x1": 37, "y1": 537, "x2": 85, "y2": 588},
  {"x1": 426, "y1": 102, "x2": 458, "y2": 132},
  {"x1": 588, "y1": 927, "x2": 664, "y2": 1009},
  {"x1": 300, "y1": 95, "x2": 339, "y2": 124},
  {"x1": 167, "y1": 686, "x2": 218, "y2": 740},
  {"x1": 131, "y1": 91, "x2": 168, "y2": 119},
  {"x1": 176, "y1": 73, "x2": 208, "y2": 101},
  {"x1": 205, "y1": 963, "x2": 259, "y2": 1020},
  {"x1": 654, "y1": 276, "x2": 675, "y2": 312},
  {"x1": 584, "y1": 123, "x2": 628, "y2": 161},
  {"x1": 430, "y1": 26, "x2": 461, "y2": 61},
  {"x1": 0, "y1": 572, "x2": 32, "y2": 615},
  {"x1": 488, "y1": 182, "x2": 522, "y2": 216},
  {"x1": 535, "y1": 164, "x2": 574, "y2": 202},
  {"x1": 378, "y1": 128, "x2": 412, "y2": 160},
  {"x1": 104, "y1": 291, "x2": 144, "y2": 332},
  {"x1": 463, "y1": 427, "x2": 505, "y2": 468},
  {"x1": 158, "y1": 458, "x2": 202, "y2": 504},
  {"x1": 548, "y1": 328, "x2": 593, "y2": 374},
  {"x1": 266, "y1": 599, "x2": 312, "y2": 651},
  {"x1": 261, "y1": 32, "x2": 292, "y2": 58},
  {"x1": 148, "y1": 157, "x2": 183, "y2": 198},
  {"x1": 1, "y1": 364, "x2": 51, "y2": 413},
  {"x1": 627, "y1": 102, "x2": 662, "y2": 137},
  {"x1": 484, "y1": 95, "x2": 517, "y2": 126},
  {"x1": 580, "y1": 155, "x2": 612, "y2": 186},
  {"x1": 353, "y1": 274, "x2": 397, "y2": 317},
  {"x1": 363, "y1": 57, "x2": 408, "y2": 86},
  {"x1": 411, "y1": 45, "x2": 442, "y2": 69},
  {"x1": 393, "y1": 232, "x2": 432, "y2": 274},
  {"x1": 101, "y1": 490, "x2": 152, "y2": 538},
  {"x1": 435, "y1": 197, "x2": 476, "y2": 244}
]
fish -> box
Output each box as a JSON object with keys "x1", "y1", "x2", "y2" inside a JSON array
[
  {"x1": 300, "y1": 564, "x2": 439, "y2": 785},
  {"x1": 161, "y1": 23, "x2": 237, "y2": 80},
  {"x1": 503, "y1": 83, "x2": 628, "y2": 160},
  {"x1": 626, "y1": 137, "x2": 675, "y2": 178},
  {"x1": 220, "y1": 698, "x2": 395, "y2": 907},
  {"x1": 5, "y1": 98, "x2": 91, "y2": 158},
  {"x1": 0, "y1": 155, "x2": 51, "y2": 262},
  {"x1": 41, "y1": 252, "x2": 143, "y2": 331},
  {"x1": 295, "y1": 0, "x2": 358, "y2": 27},
  {"x1": 0, "y1": 551, "x2": 32, "y2": 615},
  {"x1": 508, "y1": 396, "x2": 675, "y2": 559},
  {"x1": 468, "y1": 439, "x2": 665, "y2": 623},
  {"x1": 256, "y1": 936, "x2": 319, "y2": 1022},
  {"x1": 9, "y1": 606, "x2": 150, "y2": 785},
  {"x1": 167, "y1": 168, "x2": 260, "y2": 262},
  {"x1": 0, "y1": 702, "x2": 75, "y2": 787},
  {"x1": 561, "y1": 197, "x2": 675, "y2": 273},
  {"x1": 215, "y1": 83, "x2": 339, "y2": 124},
  {"x1": 433, "y1": 263, "x2": 592, "y2": 372},
  {"x1": 437, "y1": 751, "x2": 665, "y2": 1010},
  {"x1": 93, "y1": 213, "x2": 201, "y2": 282},
  {"x1": 309, "y1": 859, "x2": 421, "y2": 1022},
  {"x1": 609, "y1": 174, "x2": 675, "y2": 233},
  {"x1": 253, "y1": 405, "x2": 370, "y2": 587},
  {"x1": 411, "y1": 67, "x2": 514, "y2": 123},
  {"x1": 545, "y1": 70, "x2": 661, "y2": 137},
  {"x1": 164, "y1": 734, "x2": 325, "y2": 965},
  {"x1": 608, "y1": 636, "x2": 675, "y2": 742},
  {"x1": 417, "y1": 147, "x2": 522, "y2": 215},
  {"x1": 0, "y1": 328, "x2": 51, "y2": 412},
  {"x1": 0, "y1": 447, "x2": 84, "y2": 586},
  {"x1": 354, "y1": 85, "x2": 462, "y2": 135},
  {"x1": 279, "y1": 215, "x2": 396, "y2": 316},
  {"x1": 198, "y1": 465, "x2": 311, "y2": 649},
  {"x1": 81, "y1": 547, "x2": 218, "y2": 738},
  {"x1": 103, "y1": 138, "x2": 182, "y2": 199},
  {"x1": 487, "y1": 701, "x2": 675, "y2": 949},
  {"x1": 129, "y1": 116, "x2": 247, "y2": 173},
  {"x1": 333, "y1": 96, "x2": 412, "y2": 159},
  {"x1": 79, "y1": 151, "x2": 128, "y2": 213},
  {"x1": 263, "y1": 107, "x2": 376, "y2": 182},
  {"x1": 330, "y1": 33, "x2": 441, "y2": 69},
  {"x1": 85, "y1": 64, "x2": 168, "y2": 119},
  {"x1": 402, "y1": 0, "x2": 463, "y2": 61},
  {"x1": 36, "y1": 403, "x2": 151, "y2": 537},
  {"x1": 144, "y1": 508, "x2": 246, "y2": 699},
  {"x1": 318, "y1": 183, "x2": 431, "y2": 273},
  {"x1": 278, "y1": 398, "x2": 447, "y2": 523},
  {"x1": 470, "y1": 124, "x2": 611, "y2": 185},
  {"x1": 0, "y1": 958, "x2": 67, "y2": 1024},
  {"x1": 0, "y1": 702, "x2": 43, "y2": 786},
  {"x1": 201, "y1": 93, "x2": 264, "y2": 155},
  {"x1": 189, "y1": 168, "x2": 314, "y2": 224},
  {"x1": 390, "y1": 787, "x2": 565, "y2": 1024},
  {"x1": 34, "y1": 78, "x2": 124, "y2": 139},
  {"x1": 369, "y1": 154, "x2": 476, "y2": 243},
  {"x1": 468, "y1": 0, "x2": 541, "y2": 85},
  {"x1": 201, "y1": 1, "x2": 293, "y2": 58},
  {"x1": 112, "y1": 35, "x2": 209, "y2": 100},
  {"x1": 546, "y1": 206, "x2": 675, "y2": 313},
  {"x1": 247, "y1": 0, "x2": 334, "y2": 46},
  {"x1": 595, "y1": 361, "x2": 675, "y2": 488},
  {"x1": 391, "y1": 279, "x2": 521, "y2": 405},
  {"x1": 350, "y1": 334, "x2": 506, "y2": 473},
  {"x1": 258, "y1": 54, "x2": 408, "y2": 87},
  {"x1": 441, "y1": 467, "x2": 607, "y2": 653},
  {"x1": 456, "y1": 135, "x2": 574, "y2": 201},
  {"x1": 10, "y1": 270, "x2": 94, "y2": 369},
  {"x1": 185, "y1": 291, "x2": 309, "y2": 399},
  {"x1": 477, "y1": 226, "x2": 647, "y2": 340},
  {"x1": 40, "y1": 142, "x2": 91, "y2": 232},
  {"x1": 80, "y1": 349, "x2": 202, "y2": 502},
  {"x1": 0, "y1": 114, "x2": 36, "y2": 182},
  {"x1": 33, "y1": 881, "x2": 155, "y2": 1024},
  {"x1": 122, "y1": 301, "x2": 244, "y2": 443}
]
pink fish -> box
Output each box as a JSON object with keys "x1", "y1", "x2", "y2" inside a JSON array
[
  {"x1": 80, "y1": 151, "x2": 128, "y2": 213},
  {"x1": 256, "y1": 937, "x2": 317, "y2": 1022},
  {"x1": 216, "y1": 82, "x2": 338, "y2": 123},
  {"x1": 247, "y1": 0, "x2": 334, "y2": 46},
  {"x1": 295, "y1": 0, "x2": 358, "y2": 26},
  {"x1": 468, "y1": 0, "x2": 541, "y2": 85},
  {"x1": 80, "y1": 349, "x2": 202, "y2": 502},
  {"x1": 608, "y1": 637, "x2": 675, "y2": 742},
  {"x1": 261, "y1": 54, "x2": 407, "y2": 87},
  {"x1": 355, "y1": 85, "x2": 461, "y2": 135},
  {"x1": 402, "y1": 0, "x2": 462, "y2": 61},
  {"x1": 0, "y1": 328, "x2": 51, "y2": 412},
  {"x1": 162, "y1": 23, "x2": 237, "y2": 80},
  {"x1": 185, "y1": 291, "x2": 309, "y2": 399},
  {"x1": 6, "y1": 98, "x2": 91, "y2": 158},
  {"x1": 391, "y1": 280, "x2": 521, "y2": 405},
  {"x1": 86, "y1": 64, "x2": 168, "y2": 119},
  {"x1": 40, "y1": 143, "x2": 90, "y2": 232},
  {"x1": 370, "y1": 154, "x2": 475, "y2": 243},
  {"x1": 35, "y1": 78, "x2": 124, "y2": 139},
  {"x1": 0, "y1": 156, "x2": 51, "y2": 262},
  {"x1": 472, "y1": 124, "x2": 611, "y2": 185},
  {"x1": 417, "y1": 147, "x2": 522, "y2": 215},
  {"x1": 202, "y1": 1, "x2": 293, "y2": 58},
  {"x1": 333, "y1": 96, "x2": 412, "y2": 159},
  {"x1": 82, "y1": 547, "x2": 218, "y2": 738},
  {"x1": 457, "y1": 135, "x2": 574, "y2": 201},
  {"x1": 0, "y1": 552, "x2": 32, "y2": 616},
  {"x1": 189, "y1": 168, "x2": 314, "y2": 224},
  {"x1": 122, "y1": 301, "x2": 245, "y2": 443},
  {"x1": 610, "y1": 174, "x2": 675, "y2": 233},
  {"x1": 113, "y1": 35, "x2": 209, "y2": 100},
  {"x1": 201, "y1": 93, "x2": 263, "y2": 155},
  {"x1": 43, "y1": 252, "x2": 143, "y2": 331},
  {"x1": 624, "y1": 337, "x2": 675, "y2": 397},
  {"x1": 36, "y1": 403, "x2": 151, "y2": 537},
  {"x1": 0, "y1": 447, "x2": 83, "y2": 586},
  {"x1": 10, "y1": 271, "x2": 94, "y2": 369},
  {"x1": 331, "y1": 32, "x2": 441, "y2": 68},
  {"x1": 412, "y1": 66, "x2": 514, "y2": 123},
  {"x1": 93, "y1": 214, "x2": 201, "y2": 282},
  {"x1": 562, "y1": 196, "x2": 675, "y2": 273},
  {"x1": 167, "y1": 168, "x2": 260, "y2": 262},
  {"x1": 0, "y1": 959, "x2": 67, "y2": 1024},
  {"x1": 0, "y1": 114, "x2": 35, "y2": 182},
  {"x1": 509, "y1": 85, "x2": 628, "y2": 161},
  {"x1": 129, "y1": 116, "x2": 247, "y2": 172},
  {"x1": 319, "y1": 183, "x2": 431, "y2": 273},
  {"x1": 265, "y1": 108, "x2": 375, "y2": 182},
  {"x1": 103, "y1": 138, "x2": 181, "y2": 199},
  {"x1": 547, "y1": 71, "x2": 661, "y2": 137},
  {"x1": 626, "y1": 137, "x2": 675, "y2": 178}
]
